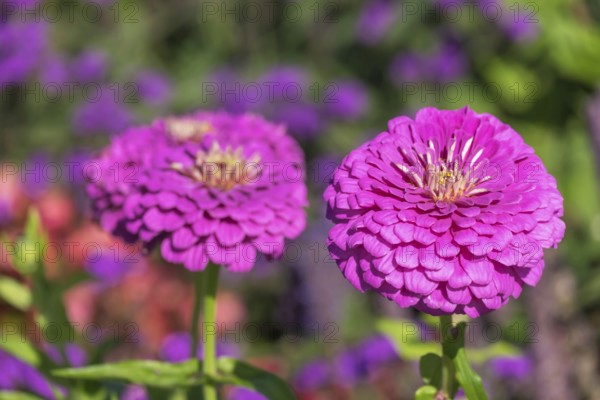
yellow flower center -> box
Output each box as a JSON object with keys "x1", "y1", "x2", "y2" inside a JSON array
[
  {"x1": 397, "y1": 137, "x2": 490, "y2": 202},
  {"x1": 172, "y1": 142, "x2": 261, "y2": 191}
]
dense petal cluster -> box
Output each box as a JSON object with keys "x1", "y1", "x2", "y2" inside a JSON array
[
  {"x1": 88, "y1": 111, "x2": 308, "y2": 272},
  {"x1": 325, "y1": 107, "x2": 565, "y2": 317}
]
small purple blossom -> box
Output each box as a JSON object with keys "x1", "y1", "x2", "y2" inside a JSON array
[
  {"x1": 72, "y1": 90, "x2": 133, "y2": 135},
  {"x1": 229, "y1": 387, "x2": 267, "y2": 400},
  {"x1": 293, "y1": 358, "x2": 330, "y2": 390},
  {"x1": 121, "y1": 385, "x2": 148, "y2": 400},
  {"x1": 324, "y1": 107, "x2": 565, "y2": 317},
  {"x1": 0, "y1": 21, "x2": 47, "y2": 85},
  {"x1": 41, "y1": 55, "x2": 70, "y2": 85},
  {"x1": 72, "y1": 50, "x2": 107, "y2": 83},
  {"x1": 267, "y1": 102, "x2": 322, "y2": 139},
  {"x1": 159, "y1": 332, "x2": 239, "y2": 362},
  {"x1": 490, "y1": 355, "x2": 533, "y2": 380},
  {"x1": 85, "y1": 252, "x2": 132, "y2": 286},
  {"x1": 0, "y1": 349, "x2": 59, "y2": 399},
  {"x1": 45, "y1": 343, "x2": 88, "y2": 367},
  {"x1": 136, "y1": 70, "x2": 172, "y2": 106},
  {"x1": 390, "y1": 39, "x2": 467, "y2": 84},
  {"x1": 324, "y1": 80, "x2": 369, "y2": 121},
  {"x1": 355, "y1": 0, "x2": 397, "y2": 45}
]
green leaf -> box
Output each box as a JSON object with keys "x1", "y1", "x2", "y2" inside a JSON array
[
  {"x1": 419, "y1": 353, "x2": 443, "y2": 388},
  {"x1": 414, "y1": 385, "x2": 437, "y2": 400},
  {"x1": 0, "y1": 276, "x2": 32, "y2": 310},
  {"x1": 216, "y1": 357, "x2": 296, "y2": 400},
  {"x1": 451, "y1": 323, "x2": 488, "y2": 400},
  {"x1": 455, "y1": 348, "x2": 487, "y2": 400},
  {"x1": 53, "y1": 360, "x2": 204, "y2": 388},
  {"x1": 0, "y1": 391, "x2": 43, "y2": 400},
  {"x1": 0, "y1": 335, "x2": 41, "y2": 367}
]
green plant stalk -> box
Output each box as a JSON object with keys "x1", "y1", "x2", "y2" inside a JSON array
[
  {"x1": 190, "y1": 272, "x2": 203, "y2": 359},
  {"x1": 439, "y1": 315, "x2": 457, "y2": 399},
  {"x1": 202, "y1": 264, "x2": 220, "y2": 400}
]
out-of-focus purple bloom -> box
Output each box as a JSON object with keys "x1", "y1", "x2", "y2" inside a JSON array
[
  {"x1": 293, "y1": 358, "x2": 330, "y2": 390},
  {"x1": 324, "y1": 80, "x2": 369, "y2": 120},
  {"x1": 358, "y1": 334, "x2": 398, "y2": 373},
  {"x1": 0, "y1": 21, "x2": 47, "y2": 85},
  {"x1": 434, "y1": 40, "x2": 468, "y2": 82},
  {"x1": 269, "y1": 103, "x2": 322, "y2": 138},
  {"x1": 207, "y1": 68, "x2": 249, "y2": 113},
  {"x1": 390, "y1": 39, "x2": 466, "y2": 84},
  {"x1": 136, "y1": 70, "x2": 172, "y2": 106},
  {"x1": 72, "y1": 90, "x2": 133, "y2": 135},
  {"x1": 332, "y1": 334, "x2": 398, "y2": 387},
  {"x1": 160, "y1": 332, "x2": 198, "y2": 362},
  {"x1": 121, "y1": 385, "x2": 148, "y2": 400},
  {"x1": 41, "y1": 56, "x2": 70, "y2": 85},
  {"x1": 355, "y1": 0, "x2": 396, "y2": 45},
  {"x1": 72, "y1": 50, "x2": 107, "y2": 83},
  {"x1": 85, "y1": 253, "x2": 131, "y2": 286},
  {"x1": 45, "y1": 343, "x2": 88, "y2": 367},
  {"x1": 160, "y1": 332, "x2": 239, "y2": 363},
  {"x1": 258, "y1": 66, "x2": 309, "y2": 102},
  {"x1": 333, "y1": 348, "x2": 363, "y2": 387},
  {"x1": 229, "y1": 387, "x2": 267, "y2": 400},
  {"x1": 497, "y1": 4, "x2": 538, "y2": 42},
  {"x1": 0, "y1": 349, "x2": 58, "y2": 399},
  {"x1": 490, "y1": 355, "x2": 533, "y2": 380}
]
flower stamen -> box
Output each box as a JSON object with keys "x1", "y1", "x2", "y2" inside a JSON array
[{"x1": 172, "y1": 141, "x2": 261, "y2": 190}]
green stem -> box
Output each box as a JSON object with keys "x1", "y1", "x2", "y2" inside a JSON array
[
  {"x1": 190, "y1": 272, "x2": 203, "y2": 359},
  {"x1": 202, "y1": 264, "x2": 220, "y2": 400},
  {"x1": 439, "y1": 315, "x2": 457, "y2": 399}
]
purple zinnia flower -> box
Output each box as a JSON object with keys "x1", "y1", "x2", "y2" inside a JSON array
[
  {"x1": 87, "y1": 111, "x2": 308, "y2": 272},
  {"x1": 324, "y1": 107, "x2": 565, "y2": 317}
]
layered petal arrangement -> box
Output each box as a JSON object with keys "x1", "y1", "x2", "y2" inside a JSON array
[
  {"x1": 324, "y1": 107, "x2": 565, "y2": 317},
  {"x1": 88, "y1": 111, "x2": 308, "y2": 271}
]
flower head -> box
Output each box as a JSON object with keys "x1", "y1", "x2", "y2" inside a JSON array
[
  {"x1": 87, "y1": 111, "x2": 308, "y2": 272},
  {"x1": 324, "y1": 107, "x2": 565, "y2": 317}
]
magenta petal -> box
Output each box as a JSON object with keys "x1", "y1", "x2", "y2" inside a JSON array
[{"x1": 216, "y1": 222, "x2": 245, "y2": 247}]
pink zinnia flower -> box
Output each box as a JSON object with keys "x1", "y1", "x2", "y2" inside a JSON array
[
  {"x1": 324, "y1": 107, "x2": 565, "y2": 317},
  {"x1": 87, "y1": 111, "x2": 308, "y2": 271}
]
